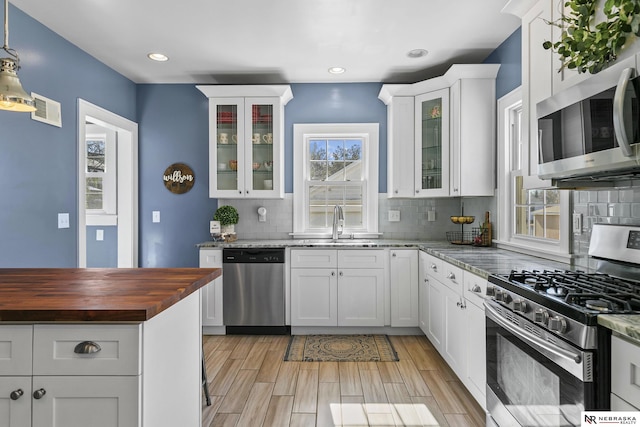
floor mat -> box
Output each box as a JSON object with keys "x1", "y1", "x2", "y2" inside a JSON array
[{"x1": 283, "y1": 334, "x2": 399, "y2": 362}]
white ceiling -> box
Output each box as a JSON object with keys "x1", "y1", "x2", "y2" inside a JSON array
[{"x1": 12, "y1": 0, "x2": 521, "y2": 84}]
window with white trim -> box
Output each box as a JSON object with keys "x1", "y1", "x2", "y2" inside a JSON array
[
  {"x1": 496, "y1": 88, "x2": 570, "y2": 257},
  {"x1": 85, "y1": 124, "x2": 117, "y2": 225},
  {"x1": 293, "y1": 123, "x2": 378, "y2": 237}
]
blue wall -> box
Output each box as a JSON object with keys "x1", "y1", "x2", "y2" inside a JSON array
[
  {"x1": 0, "y1": 5, "x2": 136, "y2": 267},
  {"x1": 0, "y1": 4, "x2": 521, "y2": 268},
  {"x1": 136, "y1": 85, "x2": 217, "y2": 267},
  {"x1": 483, "y1": 27, "x2": 522, "y2": 99},
  {"x1": 86, "y1": 226, "x2": 117, "y2": 267}
]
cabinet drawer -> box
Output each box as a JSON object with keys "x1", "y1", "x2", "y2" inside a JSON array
[
  {"x1": 423, "y1": 253, "x2": 443, "y2": 281},
  {"x1": 441, "y1": 262, "x2": 464, "y2": 294},
  {"x1": 0, "y1": 325, "x2": 33, "y2": 375},
  {"x1": 33, "y1": 324, "x2": 142, "y2": 376},
  {"x1": 464, "y1": 272, "x2": 487, "y2": 308},
  {"x1": 199, "y1": 248, "x2": 223, "y2": 268},
  {"x1": 291, "y1": 249, "x2": 337, "y2": 268},
  {"x1": 338, "y1": 249, "x2": 385, "y2": 269},
  {"x1": 611, "y1": 335, "x2": 640, "y2": 408}
]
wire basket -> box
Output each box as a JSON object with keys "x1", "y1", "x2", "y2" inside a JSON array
[
  {"x1": 446, "y1": 231, "x2": 477, "y2": 245},
  {"x1": 472, "y1": 227, "x2": 491, "y2": 247}
]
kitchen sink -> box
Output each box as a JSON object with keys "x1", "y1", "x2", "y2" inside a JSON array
[{"x1": 297, "y1": 239, "x2": 377, "y2": 246}]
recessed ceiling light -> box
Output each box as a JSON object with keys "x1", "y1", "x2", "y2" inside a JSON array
[
  {"x1": 407, "y1": 49, "x2": 428, "y2": 58},
  {"x1": 147, "y1": 53, "x2": 169, "y2": 62},
  {"x1": 328, "y1": 67, "x2": 346, "y2": 74}
]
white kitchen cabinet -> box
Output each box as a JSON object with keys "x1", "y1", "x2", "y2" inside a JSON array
[
  {"x1": 418, "y1": 251, "x2": 430, "y2": 335},
  {"x1": 520, "y1": 0, "x2": 553, "y2": 188},
  {"x1": 290, "y1": 249, "x2": 386, "y2": 327},
  {"x1": 199, "y1": 248, "x2": 224, "y2": 332},
  {"x1": 390, "y1": 249, "x2": 419, "y2": 327},
  {"x1": 196, "y1": 85, "x2": 292, "y2": 199},
  {"x1": 611, "y1": 335, "x2": 640, "y2": 410},
  {"x1": 0, "y1": 377, "x2": 30, "y2": 427},
  {"x1": 0, "y1": 291, "x2": 202, "y2": 427},
  {"x1": 463, "y1": 272, "x2": 488, "y2": 410},
  {"x1": 290, "y1": 267, "x2": 338, "y2": 327},
  {"x1": 379, "y1": 64, "x2": 498, "y2": 198},
  {"x1": 386, "y1": 96, "x2": 415, "y2": 197},
  {"x1": 420, "y1": 251, "x2": 486, "y2": 410}
]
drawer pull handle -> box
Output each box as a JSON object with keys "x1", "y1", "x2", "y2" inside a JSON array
[
  {"x1": 471, "y1": 285, "x2": 481, "y2": 293},
  {"x1": 33, "y1": 389, "x2": 46, "y2": 399},
  {"x1": 10, "y1": 389, "x2": 23, "y2": 400},
  {"x1": 447, "y1": 272, "x2": 456, "y2": 280},
  {"x1": 74, "y1": 341, "x2": 102, "y2": 354}
]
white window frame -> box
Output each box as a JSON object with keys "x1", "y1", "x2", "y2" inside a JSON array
[
  {"x1": 85, "y1": 125, "x2": 117, "y2": 226},
  {"x1": 293, "y1": 123, "x2": 379, "y2": 238},
  {"x1": 496, "y1": 87, "x2": 571, "y2": 262}
]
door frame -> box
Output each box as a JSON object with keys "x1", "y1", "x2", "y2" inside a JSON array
[{"x1": 77, "y1": 99, "x2": 139, "y2": 268}]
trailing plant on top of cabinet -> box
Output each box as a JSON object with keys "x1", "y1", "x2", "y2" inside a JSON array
[
  {"x1": 197, "y1": 85, "x2": 293, "y2": 199},
  {"x1": 379, "y1": 64, "x2": 499, "y2": 198}
]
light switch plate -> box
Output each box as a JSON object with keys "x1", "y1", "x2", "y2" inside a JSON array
[
  {"x1": 572, "y1": 213, "x2": 582, "y2": 234},
  {"x1": 96, "y1": 229, "x2": 104, "y2": 241},
  {"x1": 388, "y1": 210, "x2": 400, "y2": 222},
  {"x1": 152, "y1": 211, "x2": 160, "y2": 223},
  {"x1": 58, "y1": 213, "x2": 70, "y2": 229}
]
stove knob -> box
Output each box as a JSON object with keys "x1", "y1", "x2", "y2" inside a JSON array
[
  {"x1": 513, "y1": 300, "x2": 528, "y2": 313},
  {"x1": 496, "y1": 291, "x2": 511, "y2": 304},
  {"x1": 534, "y1": 309, "x2": 549, "y2": 325},
  {"x1": 486, "y1": 286, "x2": 496, "y2": 297},
  {"x1": 549, "y1": 316, "x2": 568, "y2": 333}
]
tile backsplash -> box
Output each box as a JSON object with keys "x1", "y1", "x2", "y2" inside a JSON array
[
  {"x1": 572, "y1": 185, "x2": 640, "y2": 269},
  {"x1": 218, "y1": 194, "x2": 495, "y2": 241}
]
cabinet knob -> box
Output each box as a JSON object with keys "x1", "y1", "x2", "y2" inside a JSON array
[
  {"x1": 33, "y1": 389, "x2": 46, "y2": 399},
  {"x1": 331, "y1": 271, "x2": 335, "y2": 276},
  {"x1": 446, "y1": 272, "x2": 456, "y2": 280},
  {"x1": 10, "y1": 389, "x2": 23, "y2": 400},
  {"x1": 392, "y1": 253, "x2": 397, "y2": 257},
  {"x1": 415, "y1": 190, "x2": 419, "y2": 194},
  {"x1": 453, "y1": 188, "x2": 458, "y2": 192},
  {"x1": 339, "y1": 271, "x2": 343, "y2": 276},
  {"x1": 239, "y1": 190, "x2": 242, "y2": 194},
  {"x1": 74, "y1": 341, "x2": 102, "y2": 354},
  {"x1": 471, "y1": 284, "x2": 481, "y2": 293},
  {"x1": 430, "y1": 264, "x2": 437, "y2": 272},
  {"x1": 395, "y1": 190, "x2": 399, "y2": 194}
]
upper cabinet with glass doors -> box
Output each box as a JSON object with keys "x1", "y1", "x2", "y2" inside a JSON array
[
  {"x1": 196, "y1": 85, "x2": 293, "y2": 199},
  {"x1": 379, "y1": 64, "x2": 499, "y2": 198}
]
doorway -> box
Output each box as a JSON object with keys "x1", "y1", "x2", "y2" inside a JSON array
[{"x1": 77, "y1": 99, "x2": 138, "y2": 268}]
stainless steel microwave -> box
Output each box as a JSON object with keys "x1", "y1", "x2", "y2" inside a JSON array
[{"x1": 536, "y1": 58, "x2": 640, "y2": 184}]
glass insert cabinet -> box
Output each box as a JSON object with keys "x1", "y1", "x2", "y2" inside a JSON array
[
  {"x1": 196, "y1": 85, "x2": 293, "y2": 199},
  {"x1": 415, "y1": 88, "x2": 449, "y2": 197}
]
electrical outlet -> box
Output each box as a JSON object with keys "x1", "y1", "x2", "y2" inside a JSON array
[
  {"x1": 572, "y1": 213, "x2": 582, "y2": 234},
  {"x1": 152, "y1": 211, "x2": 160, "y2": 223},
  {"x1": 388, "y1": 210, "x2": 400, "y2": 222},
  {"x1": 58, "y1": 213, "x2": 69, "y2": 229}
]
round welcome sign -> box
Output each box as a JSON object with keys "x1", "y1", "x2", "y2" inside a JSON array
[{"x1": 163, "y1": 163, "x2": 195, "y2": 194}]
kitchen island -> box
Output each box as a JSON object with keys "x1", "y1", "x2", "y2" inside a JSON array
[{"x1": 0, "y1": 268, "x2": 220, "y2": 427}]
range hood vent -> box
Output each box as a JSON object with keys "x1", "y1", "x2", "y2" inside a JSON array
[{"x1": 30, "y1": 92, "x2": 62, "y2": 127}]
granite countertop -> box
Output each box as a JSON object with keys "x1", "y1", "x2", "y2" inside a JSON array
[
  {"x1": 198, "y1": 238, "x2": 574, "y2": 279},
  {"x1": 0, "y1": 268, "x2": 221, "y2": 322},
  {"x1": 598, "y1": 315, "x2": 640, "y2": 343},
  {"x1": 198, "y1": 238, "x2": 640, "y2": 339}
]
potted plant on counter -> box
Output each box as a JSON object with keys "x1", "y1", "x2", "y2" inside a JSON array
[{"x1": 214, "y1": 205, "x2": 239, "y2": 241}]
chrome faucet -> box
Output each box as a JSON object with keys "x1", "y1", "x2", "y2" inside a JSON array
[{"x1": 332, "y1": 204, "x2": 344, "y2": 240}]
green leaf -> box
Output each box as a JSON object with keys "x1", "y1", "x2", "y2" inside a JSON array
[{"x1": 542, "y1": 40, "x2": 553, "y2": 49}]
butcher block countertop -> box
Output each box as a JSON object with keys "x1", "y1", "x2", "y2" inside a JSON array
[{"x1": 0, "y1": 268, "x2": 221, "y2": 322}]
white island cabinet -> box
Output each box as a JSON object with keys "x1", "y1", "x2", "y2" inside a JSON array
[
  {"x1": 199, "y1": 248, "x2": 224, "y2": 334},
  {"x1": 0, "y1": 268, "x2": 219, "y2": 427}
]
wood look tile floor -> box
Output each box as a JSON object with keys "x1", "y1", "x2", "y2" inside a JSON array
[{"x1": 202, "y1": 335, "x2": 485, "y2": 427}]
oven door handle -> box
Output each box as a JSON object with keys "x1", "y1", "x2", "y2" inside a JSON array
[{"x1": 485, "y1": 302, "x2": 582, "y2": 364}]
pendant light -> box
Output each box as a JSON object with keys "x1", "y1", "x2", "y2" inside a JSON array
[{"x1": 0, "y1": 0, "x2": 35, "y2": 112}]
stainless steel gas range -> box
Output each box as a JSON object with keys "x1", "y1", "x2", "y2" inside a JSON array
[{"x1": 485, "y1": 224, "x2": 640, "y2": 427}]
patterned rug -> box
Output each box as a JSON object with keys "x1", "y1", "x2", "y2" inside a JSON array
[{"x1": 283, "y1": 334, "x2": 399, "y2": 362}]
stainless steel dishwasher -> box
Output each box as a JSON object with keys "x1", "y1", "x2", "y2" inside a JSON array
[{"x1": 222, "y1": 248, "x2": 288, "y2": 334}]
